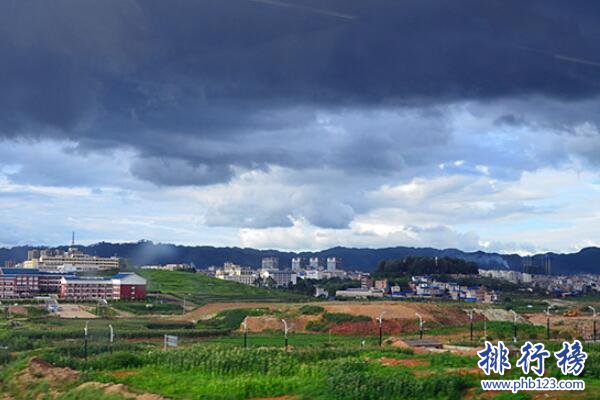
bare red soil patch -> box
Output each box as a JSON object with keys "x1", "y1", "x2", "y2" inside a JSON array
[
  {"x1": 251, "y1": 396, "x2": 295, "y2": 400},
  {"x1": 331, "y1": 319, "x2": 421, "y2": 335},
  {"x1": 379, "y1": 357, "x2": 429, "y2": 367},
  {"x1": 112, "y1": 370, "x2": 140, "y2": 378}
]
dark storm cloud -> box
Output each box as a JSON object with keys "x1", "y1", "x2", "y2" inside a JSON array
[
  {"x1": 494, "y1": 114, "x2": 528, "y2": 127},
  {"x1": 130, "y1": 157, "x2": 234, "y2": 186},
  {"x1": 2, "y1": 0, "x2": 600, "y2": 187}
]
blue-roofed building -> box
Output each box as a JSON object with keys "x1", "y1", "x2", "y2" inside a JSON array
[
  {"x1": 0, "y1": 268, "x2": 145, "y2": 300},
  {"x1": 0, "y1": 268, "x2": 75, "y2": 298}
]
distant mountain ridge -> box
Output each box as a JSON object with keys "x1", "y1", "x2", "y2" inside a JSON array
[{"x1": 0, "y1": 240, "x2": 599, "y2": 275}]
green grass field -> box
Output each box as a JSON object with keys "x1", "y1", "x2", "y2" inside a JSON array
[
  {"x1": 2, "y1": 307, "x2": 600, "y2": 399},
  {"x1": 3, "y1": 281, "x2": 600, "y2": 400},
  {"x1": 204, "y1": 332, "x2": 381, "y2": 348},
  {"x1": 111, "y1": 300, "x2": 183, "y2": 315},
  {"x1": 138, "y1": 269, "x2": 310, "y2": 303},
  {"x1": 2, "y1": 333, "x2": 599, "y2": 400}
]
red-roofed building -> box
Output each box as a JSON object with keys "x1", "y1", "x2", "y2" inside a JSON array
[{"x1": 59, "y1": 272, "x2": 146, "y2": 300}]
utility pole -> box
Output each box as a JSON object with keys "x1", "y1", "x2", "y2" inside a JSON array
[
  {"x1": 465, "y1": 309, "x2": 475, "y2": 342},
  {"x1": 510, "y1": 310, "x2": 518, "y2": 342},
  {"x1": 84, "y1": 321, "x2": 89, "y2": 363},
  {"x1": 281, "y1": 319, "x2": 289, "y2": 350},
  {"x1": 377, "y1": 312, "x2": 385, "y2": 347},
  {"x1": 590, "y1": 306, "x2": 597, "y2": 342},
  {"x1": 483, "y1": 314, "x2": 487, "y2": 341},
  {"x1": 416, "y1": 313, "x2": 424, "y2": 340},
  {"x1": 109, "y1": 324, "x2": 114, "y2": 353},
  {"x1": 545, "y1": 305, "x2": 553, "y2": 340},
  {"x1": 242, "y1": 321, "x2": 248, "y2": 349}
]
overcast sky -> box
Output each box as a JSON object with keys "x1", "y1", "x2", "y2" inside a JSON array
[{"x1": 2, "y1": 1, "x2": 600, "y2": 254}]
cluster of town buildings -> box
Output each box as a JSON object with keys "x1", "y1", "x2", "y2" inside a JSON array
[
  {"x1": 209, "y1": 256, "x2": 499, "y2": 303},
  {"x1": 4, "y1": 236, "x2": 598, "y2": 304},
  {"x1": 335, "y1": 275, "x2": 499, "y2": 303},
  {"x1": 209, "y1": 256, "x2": 355, "y2": 287},
  {"x1": 140, "y1": 263, "x2": 195, "y2": 272},
  {"x1": 479, "y1": 269, "x2": 600, "y2": 297}
]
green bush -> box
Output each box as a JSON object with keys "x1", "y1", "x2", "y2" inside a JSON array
[
  {"x1": 0, "y1": 350, "x2": 12, "y2": 365},
  {"x1": 196, "y1": 308, "x2": 268, "y2": 331},
  {"x1": 146, "y1": 321, "x2": 194, "y2": 330},
  {"x1": 26, "y1": 307, "x2": 49, "y2": 318},
  {"x1": 583, "y1": 351, "x2": 600, "y2": 379},
  {"x1": 299, "y1": 305, "x2": 325, "y2": 315},
  {"x1": 306, "y1": 320, "x2": 328, "y2": 332},
  {"x1": 323, "y1": 313, "x2": 372, "y2": 324}
]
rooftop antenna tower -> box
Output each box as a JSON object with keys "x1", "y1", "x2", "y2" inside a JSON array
[{"x1": 69, "y1": 232, "x2": 77, "y2": 253}]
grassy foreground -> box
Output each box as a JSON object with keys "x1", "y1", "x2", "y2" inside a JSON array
[
  {"x1": 3, "y1": 291, "x2": 600, "y2": 399},
  {"x1": 3, "y1": 336, "x2": 600, "y2": 400}
]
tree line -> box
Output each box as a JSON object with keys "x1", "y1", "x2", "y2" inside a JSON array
[{"x1": 372, "y1": 256, "x2": 479, "y2": 279}]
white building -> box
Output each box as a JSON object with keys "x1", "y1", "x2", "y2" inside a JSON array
[
  {"x1": 260, "y1": 269, "x2": 297, "y2": 287},
  {"x1": 222, "y1": 273, "x2": 257, "y2": 285},
  {"x1": 335, "y1": 287, "x2": 384, "y2": 299},
  {"x1": 291, "y1": 257, "x2": 304, "y2": 272},
  {"x1": 25, "y1": 245, "x2": 120, "y2": 271},
  {"x1": 261, "y1": 257, "x2": 279, "y2": 270},
  {"x1": 303, "y1": 270, "x2": 323, "y2": 280},
  {"x1": 215, "y1": 262, "x2": 257, "y2": 285},
  {"x1": 326, "y1": 257, "x2": 342, "y2": 272},
  {"x1": 308, "y1": 257, "x2": 320, "y2": 269},
  {"x1": 140, "y1": 264, "x2": 193, "y2": 271}
]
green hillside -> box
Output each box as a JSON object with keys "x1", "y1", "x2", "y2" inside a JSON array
[{"x1": 138, "y1": 270, "x2": 309, "y2": 303}]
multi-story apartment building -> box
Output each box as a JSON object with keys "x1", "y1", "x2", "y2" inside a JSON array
[
  {"x1": 374, "y1": 279, "x2": 389, "y2": 292},
  {"x1": 326, "y1": 257, "x2": 342, "y2": 271},
  {"x1": 215, "y1": 262, "x2": 257, "y2": 284},
  {"x1": 259, "y1": 269, "x2": 297, "y2": 287},
  {"x1": 221, "y1": 273, "x2": 257, "y2": 285},
  {"x1": 308, "y1": 257, "x2": 320, "y2": 269},
  {"x1": 261, "y1": 257, "x2": 279, "y2": 270},
  {"x1": 291, "y1": 257, "x2": 305, "y2": 272},
  {"x1": 360, "y1": 275, "x2": 373, "y2": 289},
  {"x1": 303, "y1": 269, "x2": 323, "y2": 280}
]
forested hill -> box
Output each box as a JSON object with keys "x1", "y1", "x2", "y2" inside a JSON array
[
  {"x1": 372, "y1": 256, "x2": 479, "y2": 279},
  {"x1": 1, "y1": 240, "x2": 599, "y2": 275}
]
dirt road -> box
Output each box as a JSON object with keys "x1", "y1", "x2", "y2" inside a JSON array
[
  {"x1": 174, "y1": 301, "x2": 452, "y2": 323},
  {"x1": 57, "y1": 304, "x2": 97, "y2": 319}
]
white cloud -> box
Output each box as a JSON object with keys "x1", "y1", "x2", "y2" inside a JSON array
[
  {"x1": 2, "y1": 97, "x2": 600, "y2": 253},
  {"x1": 239, "y1": 217, "x2": 482, "y2": 252}
]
